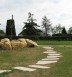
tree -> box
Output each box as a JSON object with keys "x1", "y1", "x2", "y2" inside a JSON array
[
  {"x1": 0, "y1": 29, "x2": 5, "y2": 36},
  {"x1": 68, "y1": 27, "x2": 72, "y2": 34},
  {"x1": 19, "y1": 12, "x2": 41, "y2": 36},
  {"x1": 42, "y1": 16, "x2": 51, "y2": 36},
  {"x1": 62, "y1": 27, "x2": 67, "y2": 34},
  {"x1": 52, "y1": 24, "x2": 63, "y2": 34}
]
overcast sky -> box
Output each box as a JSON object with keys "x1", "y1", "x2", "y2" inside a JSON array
[{"x1": 0, "y1": 0, "x2": 72, "y2": 35}]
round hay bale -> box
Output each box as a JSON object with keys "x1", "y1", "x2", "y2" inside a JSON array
[
  {"x1": 11, "y1": 40, "x2": 20, "y2": 49},
  {"x1": 26, "y1": 39, "x2": 38, "y2": 47},
  {"x1": 0, "y1": 38, "x2": 12, "y2": 50},
  {"x1": 11, "y1": 39, "x2": 27, "y2": 49},
  {"x1": 18, "y1": 38, "x2": 27, "y2": 47}
]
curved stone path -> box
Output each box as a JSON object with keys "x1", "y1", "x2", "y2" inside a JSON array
[{"x1": 0, "y1": 46, "x2": 62, "y2": 73}]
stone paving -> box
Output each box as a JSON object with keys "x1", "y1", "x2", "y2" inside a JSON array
[
  {"x1": 47, "y1": 55, "x2": 62, "y2": 58},
  {"x1": 42, "y1": 58, "x2": 59, "y2": 61},
  {"x1": 0, "y1": 70, "x2": 11, "y2": 73},
  {"x1": 48, "y1": 53, "x2": 61, "y2": 56},
  {"x1": 13, "y1": 67, "x2": 36, "y2": 71},
  {"x1": 43, "y1": 51, "x2": 57, "y2": 54},
  {"x1": 29, "y1": 65, "x2": 50, "y2": 69},
  {"x1": 0, "y1": 46, "x2": 62, "y2": 74},
  {"x1": 36, "y1": 60, "x2": 57, "y2": 64}
]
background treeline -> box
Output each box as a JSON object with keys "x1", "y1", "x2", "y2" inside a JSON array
[
  {"x1": 0, "y1": 35, "x2": 72, "y2": 41},
  {"x1": 0, "y1": 12, "x2": 72, "y2": 40}
]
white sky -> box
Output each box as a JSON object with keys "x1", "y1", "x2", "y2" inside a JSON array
[{"x1": 0, "y1": 0, "x2": 72, "y2": 35}]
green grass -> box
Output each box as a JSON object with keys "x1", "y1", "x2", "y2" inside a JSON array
[
  {"x1": 36, "y1": 40, "x2": 72, "y2": 45},
  {"x1": 0, "y1": 47, "x2": 46, "y2": 70},
  {"x1": 0, "y1": 45, "x2": 72, "y2": 77},
  {"x1": 46, "y1": 45, "x2": 72, "y2": 77}
]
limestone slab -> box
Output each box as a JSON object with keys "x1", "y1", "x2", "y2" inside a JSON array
[
  {"x1": 29, "y1": 65, "x2": 50, "y2": 69},
  {"x1": 36, "y1": 61, "x2": 57, "y2": 64},
  {"x1": 42, "y1": 58, "x2": 59, "y2": 61},
  {"x1": 13, "y1": 67, "x2": 36, "y2": 71},
  {"x1": 43, "y1": 51, "x2": 57, "y2": 54},
  {"x1": 0, "y1": 70, "x2": 11, "y2": 73},
  {"x1": 43, "y1": 47, "x2": 54, "y2": 50},
  {"x1": 48, "y1": 53, "x2": 61, "y2": 56},
  {"x1": 47, "y1": 55, "x2": 62, "y2": 58},
  {"x1": 46, "y1": 50, "x2": 55, "y2": 52}
]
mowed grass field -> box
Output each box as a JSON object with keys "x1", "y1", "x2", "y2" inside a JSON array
[
  {"x1": 36, "y1": 40, "x2": 72, "y2": 45},
  {"x1": 0, "y1": 47, "x2": 46, "y2": 69},
  {"x1": 0, "y1": 41, "x2": 72, "y2": 77}
]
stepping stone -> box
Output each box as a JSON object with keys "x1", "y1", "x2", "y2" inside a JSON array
[
  {"x1": 43, "y1": 47, "x2": 54, "y2": 50},
  {"x1": 48, "y1": 53, "x2": 61, "y2": 56},
  {"x1": 43, "y1": 51, "x2": 57, "y2": 54},
  {"x1": 29, "y1": 65, "x2": 50, "y2": 69},
  {"x1": 36, "y1": 61, "x2": 57, "y2": 64},
  {"x1": 46, "y1": 50, "x2": 55, "y2": 52},
  {"x1": 0, "y1": 70, "x2": 11, "y2": 73},
  {"x1": 42, "y1": 58, "x2": 59, "y2": 61},
  {"x1": 47, "y1": 55, "x2": 62, "y2": 58},
  {"x1": 13, "y1": 67, "x2": 36, "y2": 71}
]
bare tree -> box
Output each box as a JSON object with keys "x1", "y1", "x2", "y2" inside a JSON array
[
  {"x1": 68, "y1": 27, "x2": 72, "y2": 34},
  {"x1": 42, "y1": 16, "x2": 51, "y2": 36},
  {"x1": 52, "y1": 24, "x2": 63, "y2": 34}
]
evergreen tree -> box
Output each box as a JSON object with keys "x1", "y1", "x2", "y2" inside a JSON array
[
  {"x1": 20, "y1": 12, "x2": 41, "y2": 36},
  {"x1": 0, "y1": 29, "x2": 5, "y2": 36},
  {"x1": 62, "y1": 27, "x2": 67, "y2": 34}
]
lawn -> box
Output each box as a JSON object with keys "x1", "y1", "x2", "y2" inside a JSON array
[
  {"x1": 0, "y1": 47, "x2": 46, "y2": 70},
  {"x1": 0, "y1": 42, "x2": 72, "y2": 77},
  {"x1": 36, "y1": 40, "x2": 72, "y2": 45}
]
